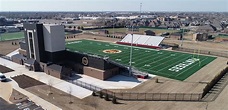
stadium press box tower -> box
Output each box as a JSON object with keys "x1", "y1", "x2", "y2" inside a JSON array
[
  {"x1": 23, "y1": 23, "x2": 66, "y2": 71},
  {"x1": 21, "y1": 23, "x2": 119, "y2": 80},
  {"x1": 23, "y1": 23, "x2": 65, "y2": 63}
]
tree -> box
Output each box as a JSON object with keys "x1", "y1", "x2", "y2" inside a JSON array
[
  {"x1": 81, "y1": 26, "x2": 84, "y2": 30},
  {"x1": 88, "y1": 101, "x2": 98, "y2": 110},
  {"x1": 67, "y1": 86, "x2": 73, "y2": 104},
  {"x1": 155, "y1": 78, "x2": 159, "y2": 83},
  {"x1": 112, "y1": 97, "x2": 117, "y2": 104},
  {"x1": 48, "y1": 79, "x2": 53, "y2": 95},
  {"x1": 104, "y1": 94, "x2": 109, "y2": 101}
]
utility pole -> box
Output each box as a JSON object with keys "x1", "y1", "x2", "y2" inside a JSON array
[
  {"x1": 181, "y1": 28, "x2": 184, "y2": 46},
  {"x1": 112, "y1": 15, "x2": 115, "y2": 38}
]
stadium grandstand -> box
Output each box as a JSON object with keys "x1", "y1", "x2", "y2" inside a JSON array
[{"x1": 117, "y1": 34, "x2": 165, "y2": 49}]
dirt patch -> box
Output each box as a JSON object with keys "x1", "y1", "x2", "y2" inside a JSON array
[
  {"x1": 26, "y1": 85, "x2": 94, "y2": 110},
  {"x1": 0, "y1": 64, "x2": 14, "y2": 73},
  {"x1": 0, "y1": 40, "x2": 20, "y2": 56},
  {"x1": 163, "y1": 38, "x2": 228, "y2": 53},
  {"x1": 12, "y1": 75, "x2": 45, "y2": 89}
]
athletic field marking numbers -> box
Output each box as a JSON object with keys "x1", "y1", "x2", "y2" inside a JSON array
[
  {"x1": 67, "y1": 41, "x2": 82, "y2": 44},
  {"x1": 144, "y1": 64, "x2": 150, "y2": 67},
  {"x1": 168, "y1": 58, "x2": 199, "y2": 72}
]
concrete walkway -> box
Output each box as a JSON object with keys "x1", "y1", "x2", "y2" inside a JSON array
[
  {"x1": 75, "y1": 74, "x2": 148, "y2": 89},
  {"x1": 0, "y1": 57, "x2": 94, "y2": 110},
  {"x1": 0, "y1": 82, "x2": 12, "y2": 103},
  {"x1": 6, "y1": 49, "x2": 19, "y2": 57},
  {"x1": 0, "y1": 57, "x2": 92, "y2": 99}
]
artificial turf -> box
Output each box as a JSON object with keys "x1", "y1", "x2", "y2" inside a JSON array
[{"x1": 66, "y1": 39, "x2": 216, "y2": 81}]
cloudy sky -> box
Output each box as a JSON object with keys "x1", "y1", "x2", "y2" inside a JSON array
[{"x1": 0, "y1": 0, "x2": 227, "y2": 12}]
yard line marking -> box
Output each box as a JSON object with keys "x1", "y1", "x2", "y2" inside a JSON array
[
  {"x1": 156, "y1": 54, "x2": 192, "y2": 72},
  {"x1": 144, "y1": 52, "x2": 182, "y2": 68},
  {"x1": 133, "y1": 51, "x2": 172, "y2": 67},
  {"x1": 110, "y1": 47, "x2": 156, "y2": 61},
  {"x1": 151, "y1": 53, "x2": 188, "y2": 70},
  {"x1": 110, "y1": 43, "x2": 159, "y2": 51}
]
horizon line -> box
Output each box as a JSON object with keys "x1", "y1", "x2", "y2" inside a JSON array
[{"x1": 0, "y1": 10, "x2": 228, "y2": 13}]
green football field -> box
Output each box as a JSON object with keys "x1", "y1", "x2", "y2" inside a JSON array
[
  {"x1": 66, "y1": 40, "x2": 216, "y2": 81},
  {"x1": 0, "y1": 32, "x2": 24, "y2": 41}
]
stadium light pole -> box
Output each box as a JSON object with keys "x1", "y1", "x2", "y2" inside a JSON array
[{"x1": 129, "y1": 25, "x2": 134, "y2": 76}]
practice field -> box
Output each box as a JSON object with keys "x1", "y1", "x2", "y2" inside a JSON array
[
  {"x1": 0, "y1": 32, "x2": 24, "y2": 41},
  {"x1": 0, "y1": 31, "x2": 74, "y2": 41},
  {"x1": 66, "y1": 40, "x2": 216, "y2": 81}
]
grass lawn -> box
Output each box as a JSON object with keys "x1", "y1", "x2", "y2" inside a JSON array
[
  {"x1": 0, "y1": 31, "x2": 76, "y2": 41},
  {"x1": 0, "y1": 32, "x2": 24, "y2": 41},
  {"x1": 66, "y1": 40, "x2": 216, "y2": 81},
  {"x1": 217, "y1": 34, "x2": 228, "y2": 38}
]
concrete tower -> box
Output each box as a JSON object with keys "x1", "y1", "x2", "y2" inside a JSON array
[{"x1": 23, "y1": 23, "x2": 65, "y2": 63}]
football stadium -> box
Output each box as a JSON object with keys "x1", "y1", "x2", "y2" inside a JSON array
[
  {"x1": 66, "y1": 39, "x2": 216, "y2": 81},
  {"x1": 12, "y1": 23, "x2": 217, "y2": 81},
  {"x1": 9, "y1": 23, "x2": 228, "y2": 107}
]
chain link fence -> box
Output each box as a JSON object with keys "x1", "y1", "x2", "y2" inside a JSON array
[
  {"x1": 173, "y1": 47, "x2": 228, "y2": 58},
  {"x1": 69, "y1": 79, "x2": 102, "y2": 92},
  {"x1": 102, "y1": 91, "x2": 202, "y2": 101},
  {"x1": 67, "y1": 77, "x2": 202, "y2": 101}
]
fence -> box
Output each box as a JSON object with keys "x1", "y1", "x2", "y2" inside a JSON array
[
  {"x1": 173, "y1": 47, "x2": 228, "y2": 58},
  {"x1": 69, "y1": 79, "x2": 102, "y2": 92},
  {"x1": 99, "y1": 90, "x2": 202, "y2": 101},
  {"x1": 68, "y1": 78, "x2": 202, "y2": 101}
]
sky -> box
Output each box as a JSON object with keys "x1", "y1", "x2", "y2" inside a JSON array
[{"x1": 0, "y1": 0, "x2": 227, "y2": 12}]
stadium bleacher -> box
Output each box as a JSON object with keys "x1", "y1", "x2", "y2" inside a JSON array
[{"x1": 117, "y1": 34, "x2": 165, "y2": 49}]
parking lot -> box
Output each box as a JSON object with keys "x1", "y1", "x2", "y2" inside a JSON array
[
  {"x1": 15, "y1": 99, "x2": 44, "y2": 110},
  {"x1": 0, "y1": 97, "x2": 19, "y2": 110}
]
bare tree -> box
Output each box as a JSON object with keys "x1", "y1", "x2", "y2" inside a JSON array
[
  {"x1": 48, "y1": 79, "x2": 53, "y2": 95},
  {"x1": 67, "y1": 86, "x2": 73, "y2": 104},
  {"x1": 155, "y1": 78, "x2": 159, "y2": 83},
  {"x1": 88, "y1": 101, "x2": 98, "y2": 110}
]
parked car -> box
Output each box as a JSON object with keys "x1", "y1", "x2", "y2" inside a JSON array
[{"x1": 0, "y1": 73, "x2": 7, "y2": 82}]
